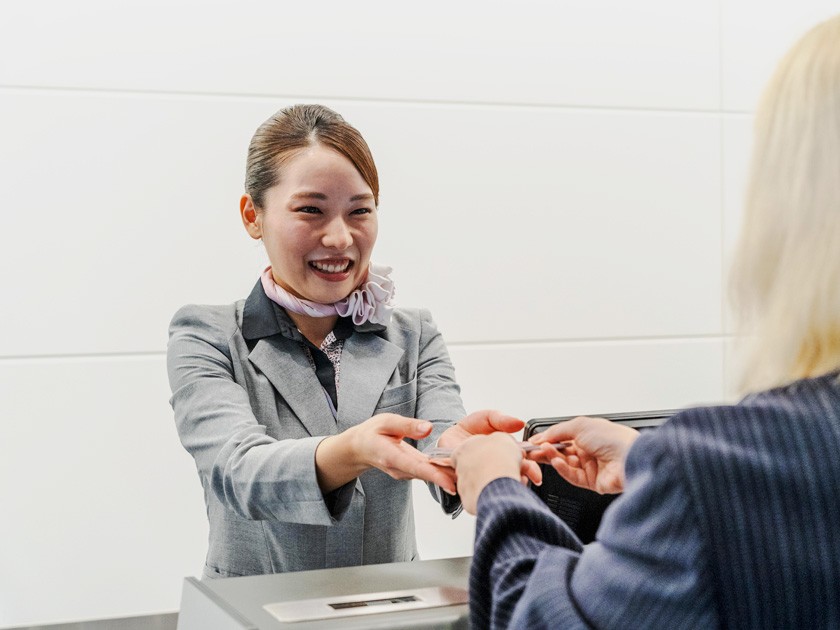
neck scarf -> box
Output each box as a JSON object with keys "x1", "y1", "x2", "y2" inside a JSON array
[{"x1": 260, "y1": 263, "x2": 395, "y2": 326}]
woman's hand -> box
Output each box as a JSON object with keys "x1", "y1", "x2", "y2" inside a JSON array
[
  {"x1": 527, "y1": 416, "x2": 640, "y2": 494},
  {"x1": 438, "y1": 409, "x2": 542, "y2": 486},
  {"x1": 315, "y1": 413, "x2": 457, "y2": 495},
  {"x1": 450, "y1": 433, "x2": 526, "y2": 514},
  {"x1": 437, "y1": 409, "x2": 524, "y2": 448}
]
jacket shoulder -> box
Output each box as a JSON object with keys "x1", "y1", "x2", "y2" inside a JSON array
[
  {"x1": 387, "y1": 307, "x2": 435, "y2": 333},
  {"x1": 663, "y1": 375, "x2": 839, "y2": 442},
  {"x1": 168, "y1": 302, "x2": 243, "y2": 344}
]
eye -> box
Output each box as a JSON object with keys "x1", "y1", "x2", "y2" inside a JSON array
[
  {"x1": 296, "y1": 206, "x2": 322, "y2": 214},
  {"x1": 351, "y1": 207, "x2": 372, "y2": 215}
]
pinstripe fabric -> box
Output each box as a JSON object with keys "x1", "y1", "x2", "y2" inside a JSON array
[{"x1": 470, "y1": 372, "x2": 840, "y2": 629}]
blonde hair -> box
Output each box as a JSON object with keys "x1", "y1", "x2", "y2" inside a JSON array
[{"x1": 731, "y1": 15, "x2": 840, "y2": 393}]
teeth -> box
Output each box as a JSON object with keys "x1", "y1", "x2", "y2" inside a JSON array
[{"x1": 311, "y1": 260, "x2": 350, "y2": 274}]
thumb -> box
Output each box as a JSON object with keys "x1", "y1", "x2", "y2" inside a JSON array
[
  {"x1": 376, "y1": 414, "x2": 432, "y2": 438},
  {"x1": 412, "y1": 419, "x2": 433, "y2": 438},
  {"x1": 460, "y1": 409, "x2": 525, "y2": 435},
  {"x1": 529, "y1": 416, "x2": 586, "y2": 444}
]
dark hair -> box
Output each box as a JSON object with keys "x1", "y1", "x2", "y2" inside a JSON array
[{"x1": 245, "y1": 104, "x2": 379, "y2": 208}]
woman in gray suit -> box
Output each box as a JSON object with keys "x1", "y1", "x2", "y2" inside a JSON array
[{"x1": 167, "y1": 104, "x2": 536, "y2": 579}]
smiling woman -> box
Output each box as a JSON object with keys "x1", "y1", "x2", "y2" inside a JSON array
[
  {"x1": 241, "y1": 143, "x2": 379, "y2": 336},
  {"x1": 166, "y1": 104, "x2": 534, "y2": 579},
  {"x1": 241, "y1": 106, "x2": 380, "y2": 323}
]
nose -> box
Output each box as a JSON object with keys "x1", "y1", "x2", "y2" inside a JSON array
[{"x1": 322, "y1": 217, "x2": 353, "y2": 250}]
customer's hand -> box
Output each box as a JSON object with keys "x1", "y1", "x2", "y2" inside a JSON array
[
  {"x1": 527, "y1": 416, "x2": 640, "y2": 494},
  {"x1": 316, "y1": 413, "x2": 457, "y2": 495},
  {"x1": 437, "y1": 410, "x2": 542, "y2": 486},
  {"x1": 451, "y1": 433, "x2": 525, "y2": 514}
]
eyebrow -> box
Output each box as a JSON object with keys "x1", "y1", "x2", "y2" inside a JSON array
[{"x1": 291, "y1": 192, "x2": 374, "y2": 202}]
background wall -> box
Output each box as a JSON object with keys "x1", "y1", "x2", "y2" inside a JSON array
[{"x1": 1, "y1": 1, "x2": 837, "y2": 626}]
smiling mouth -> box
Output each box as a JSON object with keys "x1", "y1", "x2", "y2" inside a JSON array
[{"x1": 309, "y1": 259, "x2": 353, "y2": 274}]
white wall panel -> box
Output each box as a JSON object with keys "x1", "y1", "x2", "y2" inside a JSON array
[
  {"x1": 365, "y1": 105, "x2": 722, "y2": 342},
  {"x1": 0, "y1": 357, "x2": 206, "y2": 628},
  {"x1": 721, "y1": 1, "x2": 838, "y2": 111},
  {"x1": 448, "y1": 338, "x2": 725, "y2": 421},
  {"x1": 0, "y1": 94, "x2": 721, "y2": 356},
  {"x1": 0, "y1": 91, "x2": 274, "y2": 357},
  {"x1": 413, "y1": 481, "x2": 475, "y2": 561},
  {"x1": 0, "y1": 1, "x2": 719, "y2": 110}
]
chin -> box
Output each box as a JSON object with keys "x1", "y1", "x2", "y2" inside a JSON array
[
  {"x1": 301, "y1": 273, "x2": 364, "y2": 303},
  {"x1": 309, "y1": 286, "x2": 354, "y2": 304}
]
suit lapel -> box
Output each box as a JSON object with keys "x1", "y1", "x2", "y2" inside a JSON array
[
  {"x1": 248, "y1": 336, "x2": 337, "y2": 438},
  {"x1": 337, "y1": 334, "x2": 404, "y2": 430},
  {"x1": 241, "y1": 279, "x2": 403, "y2": 434}
]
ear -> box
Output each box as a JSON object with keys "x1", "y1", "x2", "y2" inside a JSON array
[{"x1": 240, "y1": 194, "x2": 262, "y2": 240}]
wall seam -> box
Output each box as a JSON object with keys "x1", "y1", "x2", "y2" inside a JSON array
[{"x1": 0, "y1": 84, "x2": 749, "y2": 117}]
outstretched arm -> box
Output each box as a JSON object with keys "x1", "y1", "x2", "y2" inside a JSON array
[
  {"x1": 315, "y1": 413, "x2": 459, "y2": 495},
  {"x1": 440, "y1": 411, "x2": 542, "y2": 486},
  {"x1": 457, "y1": 429, "x2": 718, "y2": 629}
]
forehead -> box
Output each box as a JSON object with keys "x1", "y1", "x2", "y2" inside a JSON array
[{"x1": 278, "y1": 144, "x2": 371, "y2": 193}]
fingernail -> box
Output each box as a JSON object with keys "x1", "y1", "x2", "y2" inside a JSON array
[{"x1": 417, "y1": 421, "x2": 432, "y2": 433}]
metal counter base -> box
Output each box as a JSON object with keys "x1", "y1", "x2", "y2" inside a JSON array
[{"x1": 177, "y1": 556, "x2": 471, "y2": 630}]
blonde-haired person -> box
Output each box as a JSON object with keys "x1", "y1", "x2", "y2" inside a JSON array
[
  {"x1": 451, "y1": 16, "x2": 840, "y2": 630},
  {"x1": 168, "y1": 104, "x2": 537, "y2": 579}
]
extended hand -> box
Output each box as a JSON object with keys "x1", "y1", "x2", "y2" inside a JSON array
[
  {"x1": 451, "y1": 433, "x2": 525, "y2": 514},
  {"x1": 438, "y1": 409, "x2": 541, "y2": 486},
  {"x1": 528, "y1": 416, "x2": 640, "y2": 494},
  {"x1": 316, "y1": 413, "x2": 457, "y2": 495}
]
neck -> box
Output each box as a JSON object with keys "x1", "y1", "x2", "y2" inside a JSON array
[{"x1": 286, "y1": 310, "x2": 338, "y2": 347}]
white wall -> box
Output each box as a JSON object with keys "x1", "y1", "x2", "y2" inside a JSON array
[{"x1": 1, "y1": 1, "x2": 837, "y2": 626}]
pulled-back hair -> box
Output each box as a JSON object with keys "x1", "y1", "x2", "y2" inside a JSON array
[{"x1": 245, "y1": 104, "x2": 379, "y2": 208}]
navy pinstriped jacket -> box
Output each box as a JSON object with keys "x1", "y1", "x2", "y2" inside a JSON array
[{"x1": 470, "y1": 371, "x2": 840, "y2": 629}]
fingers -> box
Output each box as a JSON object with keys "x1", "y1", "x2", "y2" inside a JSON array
[
  {"x1": 527, "y1": 441, "x2": 573, "y2": 463},
  {"x1": 412, "y1": 420, "x2": 434, "y2": 439},
  {"x1": 528, "y1": 416, "x2": 589, "y2": 444},
  {"x1": 374, "y1": 440, "x2": 458, "y2": 494},
  {"x1": 371, "y1": 413, "x2": 434, "y2": 439},
  {"x1": 520, "y1": 459, "x2": 542, "y2": 486},
  {"x1": 451, "y1": 434, "x2": 523, "y2": 515},
  {"x1": 550, "y1": 455, "x2": 594, "y2": 492},
  {"x1": 550, "y1": 456, "x2": 577, "y2": 484},
  {"x1": 485, "y1": 410, "x2": 526, "y2": 433},
  {"x1": 411, "y1": 461, "x2": 457, "y2": 495},
  {"x1": 457, "y1": 409, "x2": 525, "y2": 436}
]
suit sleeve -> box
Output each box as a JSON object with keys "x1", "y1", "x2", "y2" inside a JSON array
[
  {"x1": 167, "y1": 304, "x2": 354, "y2": 526},
  {"x1": 412, "y1": 309, "x2": 467, "y2": 517},
  {"x1": 413, "y1": 308, "x2": 466, "y2": 425},
  {"x1": 470, "y1": 431, "x2": 719, "y2": 629}
]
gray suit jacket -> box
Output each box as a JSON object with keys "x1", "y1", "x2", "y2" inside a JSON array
[{"x1": 168, "y1": 281, "x2": 465, "y2": 578}]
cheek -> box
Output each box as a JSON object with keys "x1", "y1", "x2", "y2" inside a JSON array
[
  {"x1": 261, "y1": 232, "x2": 302, "y2": 272},
  {"x1": 264, "y1": 219, "x2": 306, "y2": 251},
  {"x1": 363, "y1": 222, "x2": 379, "y2": 250}
]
